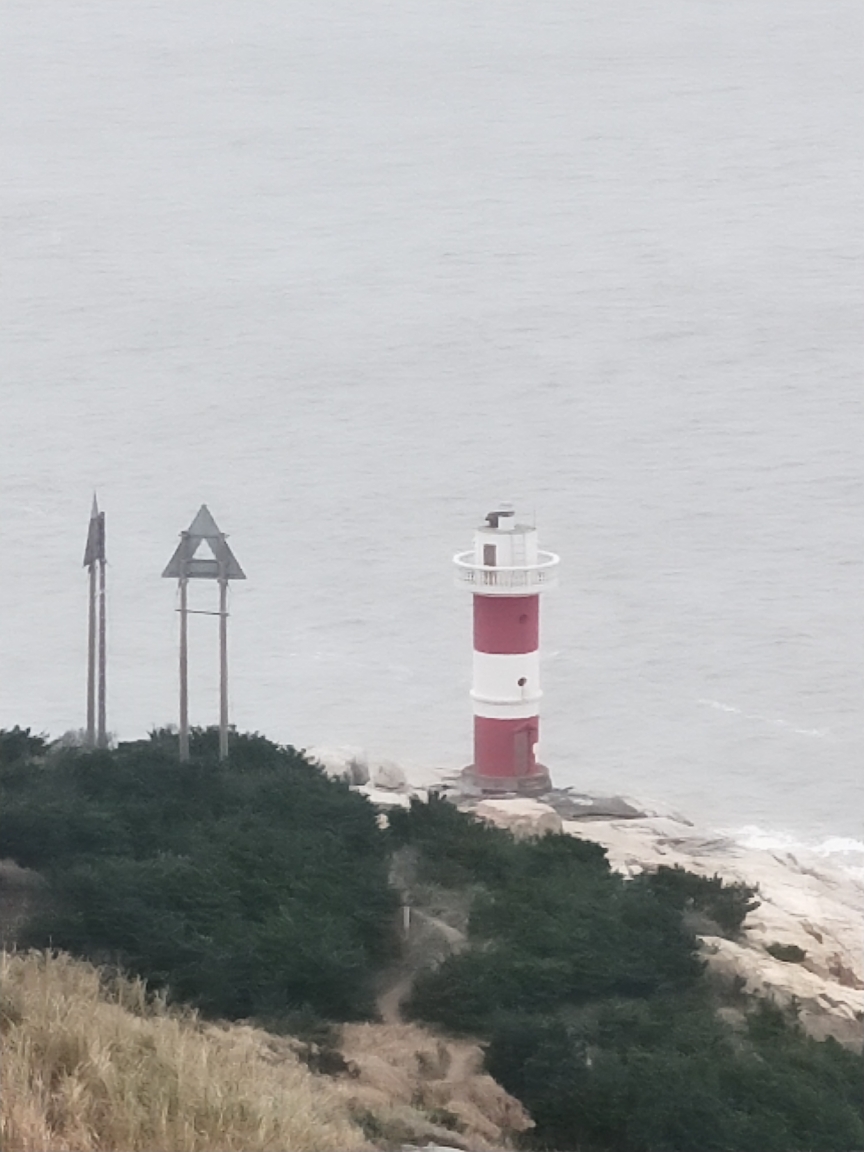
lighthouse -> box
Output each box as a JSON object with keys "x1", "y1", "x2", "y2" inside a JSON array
[{"x1": 454, "y1": 504, "x2": 559, "y2": 794}]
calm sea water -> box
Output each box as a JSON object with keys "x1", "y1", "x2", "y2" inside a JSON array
[{"x1": 2, "y1": 0, "x2": 861, "y2": 842}]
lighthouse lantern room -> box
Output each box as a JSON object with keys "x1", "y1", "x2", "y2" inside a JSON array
[{"x1": 454, "y1": 504, "x2": 559, "y2": 794}]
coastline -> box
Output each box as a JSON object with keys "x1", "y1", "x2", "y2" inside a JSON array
[
  {"x1": 556, "y1": 805, "x2": 863, "y2": 1049},
  {"x1": 469, "y1": 792, "x2": 864, "y2": 1050},
  {"x1": 313, "y1": 747, "x2": 864, "y2": 1051}
]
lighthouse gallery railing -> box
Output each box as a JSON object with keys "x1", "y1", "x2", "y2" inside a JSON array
[{"x1": 453, "y1": 550, "x2": 560, "y2": 592}]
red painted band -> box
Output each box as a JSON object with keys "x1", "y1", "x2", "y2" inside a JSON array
[
  {"x1": 473, "y1": 595, "x2": 539, "y2": 655},
  {"x1": 473, "y1": 715, "x2": 540, "y2": 780}
]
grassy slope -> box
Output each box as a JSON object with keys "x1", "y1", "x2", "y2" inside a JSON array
[
  {"x1": 0, "y1": 949, "x2": 370, "y2": 1152},
  {"x1": 1, "y1": 949, "x2": 533, "y2": 1152}
]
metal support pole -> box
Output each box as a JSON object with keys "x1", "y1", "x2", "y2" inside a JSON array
[
  {"x1": 179, "y1": 577, "x2": 189, "y2": 761},
  {"x1": 218, "y1": 576, "x2": 228, "y2": 761},
  {"x1": 97, "y1": 557, "x2": 107, "y2": 747},
  {"x1": 164, "y1": 509, "x2": 244, "y2": 760},
  {"x1": 86, "y1": 564, "x2": 96, "y2": 747}
]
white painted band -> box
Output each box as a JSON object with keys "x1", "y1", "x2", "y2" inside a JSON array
[
  {"x1": 471, "y1": 698, "x2": 541, "y2": 720},
  {"x1": 471, "y1": 650, "x2": 540, "y2": 705}
]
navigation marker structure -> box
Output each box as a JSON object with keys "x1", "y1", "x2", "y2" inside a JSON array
[
  {"x1": 162, "y1": 506, "x2": 245, "y2": 761},
  {"x1": 83, "y1": 495, "x2": 107, "y2": 748},
  {"x1": 454, "y1": 504, "x2": 559, "y2": 793}
]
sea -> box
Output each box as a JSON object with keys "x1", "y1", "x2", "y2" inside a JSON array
[{"x1": 2, "y1": 0, "x2": 861, "y2": 856}]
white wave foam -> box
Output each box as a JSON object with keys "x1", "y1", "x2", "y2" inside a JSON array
[
  {"x1": 731, "y1": 825, "x2": 803, "y2": 852},
  {"x1": 698, "y1": 698, "x2": 743, "y2": 714},
  {"x1": 726, "y1": 824, "x2": 864, "y2": 884},
  {"x1": 731, "y1": 824, "x2": 864, "y2": 855},
  {"x1": 813, "y1": 836, "x2": 864, "y2": 858},
  {"x1": 696, "y1": 699, "x2": 830, "y2": 738}
]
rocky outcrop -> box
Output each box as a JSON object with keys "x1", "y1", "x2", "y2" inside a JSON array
[
  {"x1": 472, "y1": 798, "x2": 563, "y2": 840},
  {"x1": 405, "y1": 785, "x2": 862, "y2": 1051},
  {"x1": 309, "y1": 746, "x2": 419, "y2": 814},
  {"x1": 356, "y1": 785, "x2": 412, "y2": 811},
  {"x1": 560, "y1": 813, "x2": 864, "y2": 1050},
  {"x1": 369, "y1": 759, "x2": 408, "y2": 792},
  {"x1": 701, "y1": 935, "x2": 862, "y2": 1048},
  {"x1": 318, "y1": 753, "x2": 864, "y2": 1054},
  {"x1": 310, "y1": 747, "x2": 411, "y2": 794},
  {"x1": 307, "y1": 745, "x2": 371, "y2": 786}
]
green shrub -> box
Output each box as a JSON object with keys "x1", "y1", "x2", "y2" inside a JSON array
[
  {"x1": 766, "y1": 942, "x2": 808, "y2": 964},
  {"x1": 637, "y1": 864, "x2": 760, "y2": 938},
  {"x1": 402, "y1": 810, "x2": 703, "y2": 1034},
  {"x1": 4, "y1": 730, "x2": 398, "y2": 1021},
  {"x1": 486, "y1": 999, "x2": 864, "y2": 1151},
  {"x1": 0, "y1": 726, "x2": 48, "y2": 768},
  {"x1": 387, "y1": 794, "x2": 523, "y2": 888}
]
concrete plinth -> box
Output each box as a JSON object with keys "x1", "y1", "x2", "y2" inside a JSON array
[{"x1": 461, "y1": 763, "x2": 551, "y2": 797}]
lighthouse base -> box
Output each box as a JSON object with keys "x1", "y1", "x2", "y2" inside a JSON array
[{"x1": 461, "y1": 764, "x2": 552, "y2": 797}]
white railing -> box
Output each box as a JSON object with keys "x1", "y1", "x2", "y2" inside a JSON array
[{"x1": 453, "y1": 550, "x2": 560, "y2": 593}]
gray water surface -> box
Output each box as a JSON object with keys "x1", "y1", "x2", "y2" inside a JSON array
[{"x1": 2, "y1": 0, "x2": 861, "y2": 840}]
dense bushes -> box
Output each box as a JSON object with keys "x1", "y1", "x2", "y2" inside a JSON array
[
  {"x1": 0, "y1": 729, "x2": 398, "y2": 1021},
  {"x1": 4, "y1": 737, "x2": 862, "y2": 1151},
  {"x1": 486, "y1": 1001, "x2": 864, "y2": 1152},
  {"x1": 638, "y1": 864, "x2": 760, "y2": 938},
  {"x1": 394, "y1": 797, "x2": 864, "y2": 1152},
  {"x1": 0, "y1": 726, "x2": 47, "y2": 765},
  {"x1": 398, "y1": 797, "x2": 704, "y2": 1032}
]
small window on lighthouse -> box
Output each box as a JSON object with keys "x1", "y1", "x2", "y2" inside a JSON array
[
  {"x1": 483, "y1": 544, "x2": 497, "y2": 567},
  {"x1": 517, "y1": 676, "x2": 527, "y2": 687}
]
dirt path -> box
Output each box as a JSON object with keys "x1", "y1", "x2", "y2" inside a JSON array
[
  {"x1": 375, "y1": 909, "x2": 466, "y2": 1024},
  {"x1": 377, "y1": 970, "x2": 414, "y2": 1024}
]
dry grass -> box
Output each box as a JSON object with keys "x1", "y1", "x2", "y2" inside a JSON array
[
  {"x1": 336, "y1": 1021, "x2": 534, "y2": 1150},
  {"x1": 0, "y1": 950, "x2": 370, "y2": 1152}
]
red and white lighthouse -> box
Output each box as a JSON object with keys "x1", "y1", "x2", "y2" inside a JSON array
[{"x1": 454, "y1": 504, "x2": 559, "y2": 794}]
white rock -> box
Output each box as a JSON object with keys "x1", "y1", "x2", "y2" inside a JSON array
[
  {"x1": 474, "y1": 798, "x2": 563, "y2": 840},
  {"x1": 355, "y1": 785, "x2": 411, "y2": 809},
  {"x1": 370, "y1": 758, "x2": 407, "y2": 791},
  {"x1": 701, "y1": 935, "x2": 864, "y2": 1047},
  {"x1": 306, "y1": 745, "x2": 370, "y2": 786}
]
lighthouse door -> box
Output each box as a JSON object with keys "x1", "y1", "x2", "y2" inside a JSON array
[{"x1": 514, "y1": 728, "x2": 532, "y2": 776}]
